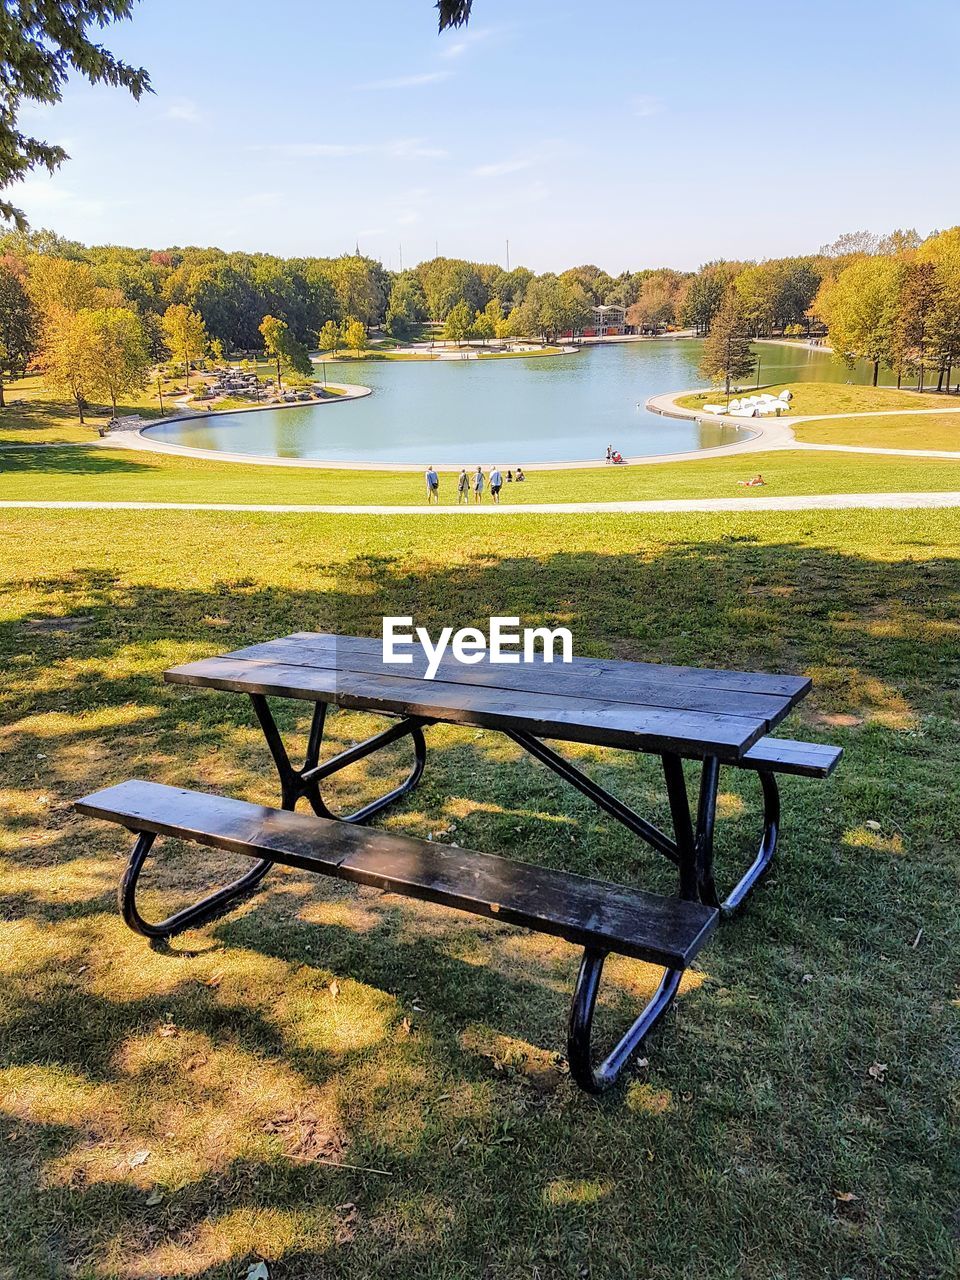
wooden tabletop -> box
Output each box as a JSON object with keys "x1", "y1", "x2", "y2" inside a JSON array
[{"x1": 165, "y1": 631, "x2": 810, "y2": 761}]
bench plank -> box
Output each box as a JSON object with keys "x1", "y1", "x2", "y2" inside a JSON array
[
  {"x1": 76, "y1": 780, "x2": 718, "y2": 968},
  {"x1": 741, "y1": 737, "x2": 842, "y2": 778}
]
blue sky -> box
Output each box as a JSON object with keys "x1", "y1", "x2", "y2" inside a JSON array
[{"x1": 12, "y1": 0, "x2": 960, "y2": 272}]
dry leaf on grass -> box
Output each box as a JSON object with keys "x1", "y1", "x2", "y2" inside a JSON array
[
  {"x1": 867, "y1": 1062, "x2": 888, "y2": 1082},
  {"x1": 128, "y1": 1149, "x2": 150, "y2": 1168}
]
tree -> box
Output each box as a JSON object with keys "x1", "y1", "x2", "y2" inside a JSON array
[
  {"x1": 895, "y1": 260, "x2": 942, "y2": 392},
  {"x1": 161, "y1": 303, "x2": 207, "y2": 388},
  {"x1": 681, "y1": 262, "x2": 741, "y2": 334},
  {"x1": 0, "y1": 2, "x2": 151, "y2": 228},
  {"x1": 385, "y1": 274, "x2": 427, "y2": 339},
  {"x1": 27, "y1": 256, "x2": 103, "y2": 318},
  {"x1": 344, "y1": 318, "x2": 368, "y2": 357},
  {"x1": 318, "y1": 319, "x2": 342, "y2": 357},
  {"x1": 39, "y1": 306, "x2": 99, "y2": 423},
  {"x1": 260, "y1": 313, "x2": 313, "y2": 390},
  {"x1": 471, "y1": 308, "x2": 494, "y2": 344},
  {"x1": 698, "y1": 294, "x2": 755, "y2": 398},
  {"x1": 88, "y1": 306, "x2": 151, "y2": 417},
  {"x1": 0, "y1": 260, "x2": 38, "y2": 406},
  {"x1": 443, "y1": 299, "x2": 473, "y2": 346},
  {"x1": 437, "y1": 0, "x2": 472, "y2": 27},
  {"x1": 918, "y1": 227, "x2": 960, "y2": 393},
  {"x1": 812, "y1": 256, "x2": 899, "y2": 385}
]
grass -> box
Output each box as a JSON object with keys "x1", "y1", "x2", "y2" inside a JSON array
[
  {"x1": 0, "y1": 374, "x2": 174, "y2": 446},
  {"x1": 677, "y1": 381, "x2": 953, "y2": 416},
  {"x1": 3, "y1": 443, "x2": 960, "y2": 506},
  {"x1": 795, "y1": 412, "x2": 960, "y2": 450},
  {"x1": 1, "y1": 505, "x2": 958, "y2": 1278}
]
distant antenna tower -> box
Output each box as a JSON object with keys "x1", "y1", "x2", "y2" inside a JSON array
[
  {"x1": 506, "y1": 238, "x2": 510, "y2": 271},
  {"x1": 399, "y1": 242, "x2": 403, "y2": 272}
]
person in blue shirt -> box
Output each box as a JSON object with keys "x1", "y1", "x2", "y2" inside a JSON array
[
  {"x1": 489, "y1": 466, "x2": 503, "y2": 504},
  {"x1": 424, "y1": 465, "x2": 439, "y2": 504}
]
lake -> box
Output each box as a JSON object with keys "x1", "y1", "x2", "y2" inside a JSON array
[{"x1": 144, "y1": 339, "x2": 865, "y2": 466}]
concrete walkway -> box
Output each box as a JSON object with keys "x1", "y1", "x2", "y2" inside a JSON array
[{"x1": 3, "y1": 493, "x2": 959, "y2": 516}]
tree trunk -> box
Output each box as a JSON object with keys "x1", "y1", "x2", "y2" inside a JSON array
[
  {"x1": 76, "y1": 397, "x2": 85, "y2": 425},
  {"x1": 918, "y1": 364, "x2": 925, "y2": 393},
  {"x1": 946, "y1": 358, "x2": 953, "y2": 393},
  {"x1": 872, "y1": 360, "x2": 879, "y2": 386},
  {"x1": 937, "y1": 365, "x2": 944, "y2": 392},
  {"x1": 185, "y1": 358, "x2": 190, "y2": 389},
  {"x1": 111, "y1": 392, "x2": 117, "y2": 417},
  {"x1": 0, "y1": 370, "x2": 5, "y2": 408},
  {"x1": 276, "y1": 355, "x2": 283, "y2": 393},
  {"x1": 897, "y1": 372, "x2": 902, "y2": 389}
]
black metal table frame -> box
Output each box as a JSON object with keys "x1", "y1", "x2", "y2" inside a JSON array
[{"x1": 120, "y1": 692, "x2": 779, "y2": 1094}]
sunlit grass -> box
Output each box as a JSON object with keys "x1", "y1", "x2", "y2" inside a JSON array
[{"x1": 0, "y1": 507, "x2": 957, "y2": 1277}]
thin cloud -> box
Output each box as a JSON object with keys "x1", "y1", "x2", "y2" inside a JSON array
[
  {"x1": 471, "y1": 159, "x2": 532, "y2": 179},
  {"x1": 439, "y1": 25, "x2": 506, "y2": 59},
  {"x1": 632, "y1": 94, "x2": 665, "y2": 118},
  {"x1": 357, "y1": 70, "x2": 452, "y2": 90},
  {"x1": 165, "y1": 97, "x2": 202, "y2": 123}
]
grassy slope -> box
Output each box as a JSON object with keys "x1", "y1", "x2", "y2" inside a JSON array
[
  {"x1": 0, "y1": 373, "x2": 179, "y2": 445},
  {"x1": 1, "y1": 506, "x2": 958, "y2": 1279},
  {"x1": 795, "y1": 412, "x2": 960, "y2": 450},
  {"x1": 677, "y1": 381, "x2": 951, "y2": 416},
  {"x1": 4, "y1": 443, "x2": 960, "y2": 505}
]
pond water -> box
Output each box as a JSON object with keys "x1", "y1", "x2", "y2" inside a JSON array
[{"x1": 144, "y1": 339, "x2": 867, "y2": 466}]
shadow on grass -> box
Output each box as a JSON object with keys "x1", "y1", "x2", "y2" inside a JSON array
[
  {"x1": 0, "y1": 445, "x2": 154, "y2": 473},
  {"x1": 1, "y1": 539, "x2": 959, "y2": 1278}
]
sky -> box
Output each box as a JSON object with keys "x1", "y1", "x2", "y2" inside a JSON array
[{"x1": 10, "y1": 0, "x2": 960, "y2": 273}]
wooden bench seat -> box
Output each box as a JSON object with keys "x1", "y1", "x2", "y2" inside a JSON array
[
  {"x1": 739, "y1": 737, "x2": 842, "y2": 778},
  {"x1": 76, "y1": 779, "x2": 718, "y2": 969}
]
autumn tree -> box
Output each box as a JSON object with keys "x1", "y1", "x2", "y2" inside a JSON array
[
  {"x1": 318, "y1": 319, "x2": 342, "y2": 357},
  {"x1": 0, "y1": 259, "x2": 38, "y2": 406},
  {"x1": 895, "y1": 261, "x2": 941, "y2": 392},
  {"x1": 344, "y1": 318, "x2": 368, "y2": 357},
  {"x1": 443, "y1": 300, "x2": 473, "y2": 346},
  {"x1": 39, "y1": 307, "x2": 99, "y2": 422},
  {"x1": 161, "y1": 303, "x2": 208, "y2": 388},
  {"x1": 88, "y1": 307, "x2": 151, "y2": 417},
  {"x1": 698, "y1": 294, "x2": 755, "y2": 397},
  {"x1": 259, "y1": 314, "x2": 313, "y2": 391},
  {"x1": 812, "y1": 256, "x2": 899, "y2": 385}
]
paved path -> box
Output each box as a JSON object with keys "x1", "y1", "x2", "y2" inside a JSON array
[
  {"x1": 3, "y1": 493, "x2": 959, "y2": 516},
  {"x1": 645, "y1": 390, "x2": 960, "y2": 461}
]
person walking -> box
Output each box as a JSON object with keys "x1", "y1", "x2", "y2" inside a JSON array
[
  {"x1": 489, "y1": 465, "x2": 503, "y2": 504},
  {"x1": 424, "y1": 464, "x2": 440, "y2": 504},
  {"x1": 457, "y1": 467, "x2": 470, "y2": 504},
  {"x1": 473, "y1": 465, "x2": 485, "y2": 504}
]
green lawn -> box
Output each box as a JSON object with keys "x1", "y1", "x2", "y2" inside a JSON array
[
  {"x1": 795, "y1": 412, "x2": 960, "y2": 450},
  {"x1": 0, "y1": 373, "x2": 177, "y2": 445},
  {"x1": 678, "y1": 381, "x2": 952, "y2": 416},
  {"x1": 4, "y1": 444, "x2": 960, "y2": 506},
  {"x1": 1, "y1": 506, "x2": 958, "y2": 1278}
]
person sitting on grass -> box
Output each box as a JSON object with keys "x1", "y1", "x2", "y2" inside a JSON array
[
  {"x1": 738, "y1": 473, "x2": 766, "y2": 487},
  {"x1": 515, "y1": 466, "x2": 525, "y2": 482},
  {"x1": 425, "y1": 465, "x2": 440, "y2": 504}
]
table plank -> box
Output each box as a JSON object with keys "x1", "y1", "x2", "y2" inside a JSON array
[
  {"x1": 165, "y1": 656, "x2": 773, "y2": 758},
  {"x1": 232, "y1": 631, "x2": 811, "y2": 700}
]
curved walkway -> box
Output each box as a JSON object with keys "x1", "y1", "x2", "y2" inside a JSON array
[
  {"x1": 645, "y1": 390, "x2": 960, "y2": 461},
  {"x1": 4, "y1": 492, "x2": 960, "y2": 516}
]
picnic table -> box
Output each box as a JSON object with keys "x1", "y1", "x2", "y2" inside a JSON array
[{"x1": 76, "y1": 631, "x2": 841, "y2": 1094}]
